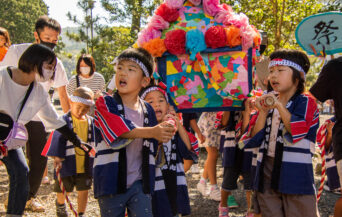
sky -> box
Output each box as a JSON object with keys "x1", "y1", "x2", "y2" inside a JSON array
[{"x1": 44, "y1": 0, "x2": 108, "y2": 28}]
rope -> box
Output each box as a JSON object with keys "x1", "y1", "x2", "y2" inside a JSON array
[
  {"x1": 56, "y1": 166, "x2": 78, "y2": 217},
  {"x1": 317, "y1": 126, "x2": 327, "y2": 202}
]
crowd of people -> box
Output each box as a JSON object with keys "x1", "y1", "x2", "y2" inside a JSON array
[{"x1": 0, "y1": 12, "x2": 342, "y2": 217}]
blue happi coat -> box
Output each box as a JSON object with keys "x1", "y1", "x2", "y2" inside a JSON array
[
  {"x1": 44, "y1": 113, "x2": 95, "y2": 178},
  {"x1": 220, "y1": 111, "x2": 254, "y2": 172},
  {"x1": 152, "y1": 133, "x2": 191, "y2": 217},
  {"x1": 246, "y1": 94, "x2": 320, "y2": 195},
  {"x1": 93, "y1": 95, "x2": 158, "y2": 198}
]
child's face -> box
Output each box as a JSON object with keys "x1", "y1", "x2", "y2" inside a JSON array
[
  {"x1": 268, "y1": 65, "x2": 296, "y2": 93},
  {"x1": 0, "y1": 35, "x2": 6, "y2": 47},
  {"x1": 70, "y1": 102, "x2": 90, "y2": 119},
  {"x1": 144, "y1": 90, "x2": 169, "y2": 122},
  {"x1": 115, "y1": 60, "x2": 150, "y2": 96}
]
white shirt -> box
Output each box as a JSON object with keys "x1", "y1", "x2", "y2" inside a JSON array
[
  {"x1": 107, "y1": 74, "x2": 116, "y2": 90},
  {"x1": 0, "y1": 67, "x2": 65, "y2": 131},
  {"x1": 0, "y1": 43, "x2": 69, "y2": 121}
]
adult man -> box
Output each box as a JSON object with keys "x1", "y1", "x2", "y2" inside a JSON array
[
  {"x1": 0, "y1": 15, "x2": 70, "y2": 212},
  {"x1": 310, "y1": 56, "x2": 342, "y2": 217}
]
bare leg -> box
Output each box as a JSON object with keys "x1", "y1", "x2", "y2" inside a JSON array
[
  {"x1": 57, "y1": 192, "x2": 65, "y2": 205},
  {"x1": 183, "y1": 159, "x2": 193, "y2": 173},
  {"x1": 334, "y1": 197, "x2": 342, "y2": 217},
  {"x1": 246, "y1": 190, "x2": 252, "y2": 213},
  {"x1": 205, "y1": 147, "x2": 218, "y2": 185},
  {"x1": 220, "y1": 189, "x2": 231, "y2": 207},
  {"x1": 77, "y1": 190, "x2": 89, "y2": 214}
]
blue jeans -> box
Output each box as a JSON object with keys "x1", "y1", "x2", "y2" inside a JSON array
[
  {"x1": 1, "y1": 148, "x2": 29, "y2": 216},
  {"x1": 98, "y1": 180, "x2": 152, "y2": 217}
]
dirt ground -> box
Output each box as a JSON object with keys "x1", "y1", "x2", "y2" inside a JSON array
[{"x1": 0, "y1": 114, "x2": 338, "y2": 217}]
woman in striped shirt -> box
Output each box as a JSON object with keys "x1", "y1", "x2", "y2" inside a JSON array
[{"x1": 67, "y1": 54, "x2": 105, "y2": 115}]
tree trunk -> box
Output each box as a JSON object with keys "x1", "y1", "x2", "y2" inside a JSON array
[{"x1": 130, "y1": 0, "x2": 143, "y2": 37}]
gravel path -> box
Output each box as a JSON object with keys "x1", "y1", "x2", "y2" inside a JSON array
[{"x1": 0, "y1": 114, "x2": 337, "y2": 217}]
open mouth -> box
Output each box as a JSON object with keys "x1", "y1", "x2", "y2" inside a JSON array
[
  {"x1": 155, "y1": 109, "x2": 162, "y2": 116},
  {"x1": 119, "y1": 79, "x2": 127, "y2": 87},
  {"x1": 271, "y1": 81, "x2": 279, "y2": 86}
]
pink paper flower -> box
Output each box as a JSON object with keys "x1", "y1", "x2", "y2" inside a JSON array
[
  {"x1": 203, "y1": 0, "x2": 221, "y2": 17},
  {"x1": 227, "y1": 13, "x2": 249, "y2": 28},
  {"x1": 165, "y1": 0, "x2": 184, "y2": 9},
  {"x1": 148, "y1": 15, "x2": 169, "y2": 30},
  {"x1": 189, "y1": 0, "x2": 201, "y2": 6},
  {"x1": 137, "y1": 27, "x2": 162, "y2": 47},
  {"x1": 215, "y1": 3, "x2": 233, "y2": 24},
  {"x1": 240, "y1": 25, "x2": 254, "y2": 50}
]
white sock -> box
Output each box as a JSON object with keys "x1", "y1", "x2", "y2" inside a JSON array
[
  {"x1": 200, "y1": 177, "x2": 207, "y2": 183},
  {"x1": 210, "y1": 184, "x2": 218, "y2": 190}
]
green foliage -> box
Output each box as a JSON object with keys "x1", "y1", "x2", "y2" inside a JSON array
[{"x1": 0, "y1": 0, "x2": 48, "y2": 44}]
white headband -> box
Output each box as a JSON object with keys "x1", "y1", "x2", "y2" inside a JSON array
[
  {"x1": 70, "y1": 95, "x2": 94, "y2": 106},
  {"x1": 141, "y1": 86, "x2": 168, "y2": 103},
  {"x1": 269, "y1": 58, "x2": 306, "y2": 79},
  {"x1": 117, "y1": 57, "x2": 150, "y2": 77}
]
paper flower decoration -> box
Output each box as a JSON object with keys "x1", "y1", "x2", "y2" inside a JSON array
[
  {"x1": 203, "y1": 0, "x2": 221, "y2": 17},
  {"x1": 225, "y1": 26, "x2": 241, "y2": 47},
  {"x1": 205, "y1": 26, "x2": 226, "y2": 49},
  {"x1": 240, "y1": 25, "x2": 254, "y2": 50},
  {"x1": 164, "y1": 29, "x2": 186, "y2": 55},
  {"x1": 227, "y1": 13, "x2": 249, "y2": 28},
  {"x1": 165, "y1": 0, "x2": 184, "y2": 9},
  {"x1": 186, "y1": 29, "x2": 207, "y2": 60},
  {"x1": 142, "y1": 38, "x2": 167, "y2": 57},
  {"x1": 148, "y1": 15, "x2": 169, "y2": 30},
  {"x1": 137, "y1": 27, "x2": 162, "y2": 47},
  {"x1": 251, "y1": 26, "x2": 261, "y2": 47},
  {"x1": 189, "y1": 0, "x2": 201, "y2": 6},
  {"x1": 215, "y1": 4, "x2": 233, "y2": 24},
  {"x1": 155, "y1": 3, "x2": 179, "y2": 23}
]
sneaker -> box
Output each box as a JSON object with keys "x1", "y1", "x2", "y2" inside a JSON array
[
  {"x1": 26, "y1": 198, "x2": 45, "y2": 212},
  {"x1": 209, "y1": 186, "x2": 221, "y2": 201},
  {"x1": 56, "y1": 201, "x2": 68, "y2": 217},
  {"x1": 227, "y1": 195, "x2": 239, "y2": 208},
  {"x1": 333, "y1": 188, "x2": 342, "y2": 195},
  {"x1": 42, "y1": 176, "x2": 50, "y2": 185},
  {"x1": 218, "y1": 205, "x2": 230, "y2": 217},
  {"x1": 323, "y1": 184, "x2": 330, "y2": 191},
  {"x1": 191, "y1": 164, "x2": 200, "y2": 173},
  {"x1": 197, "y1": 180, "x2": 209, "y2": 196}
]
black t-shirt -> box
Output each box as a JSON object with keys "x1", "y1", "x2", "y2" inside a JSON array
[
  {"x1": 182, "y1": 113, "x2": 198, "y2": 134},
  {"x1": 310, "y1": 57, "x2": 342, "y2": 161}
]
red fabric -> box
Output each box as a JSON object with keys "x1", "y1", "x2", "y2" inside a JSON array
[{"x1": 41, "y1": 131, "x2": 54, "y2": 157}]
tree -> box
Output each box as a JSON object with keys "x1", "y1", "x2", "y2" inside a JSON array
[
  {"x1": 101, "y1": 0, "x2": 162, "y2": 38},
  {"x1": 67, "y1": 0, "x2": 100, "y2": 55},
  {"x1": 222, "y1": 0, "x2": 324, "y2": 53},
  {"x1": 0, "y1": 0, "x2": 48, "y2": 44}
]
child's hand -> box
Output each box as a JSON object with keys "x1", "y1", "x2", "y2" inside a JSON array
[
  {"x1": 153, "y1": 122, "x2": 176, "y2": 143},
  {"x1": 94, "y1": 90, "x2": 103, "y2": 100},
  {"x1": 198, "y1": 133, "x2": 206, "y2": 144},
  {"x1": 164, "y1": 112, "x2": 180, "y2": 132},
  {"x1": 53, "y1": 157, "x2": 63, "y2": 169},
  {"x1": 255, "y1": 93, "x2": 278, "y2": 112}
]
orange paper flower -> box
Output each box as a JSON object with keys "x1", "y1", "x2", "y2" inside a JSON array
[
  {"x1": 225, "y1": 26, "x2": 241, "y2": 47},
  {"x1": 142, "y1": 38, "x2": 167, "y2": 57},
  {"x1": 251, "y1": 25, "x2": 261, "y2": 47}
]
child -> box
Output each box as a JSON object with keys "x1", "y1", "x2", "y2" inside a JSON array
[
  {"x1": 93, "y1": 48, "x2": 175, "y2": 217},
  {"x1": 140, "y1": 85, "x2": 194, "y2": 217},
  {"x1": 43, "y1": 87, "x2": 96, "y2": 217},
  {"x1": 0, "y1": 27, "x2": 10, "y2": 61},
  {"x1": 197, "y1": 112, "x2": 221, "y2": 201},
  {"x1": 218, "y1": 100, "x2": 254, "y2": 217},
  {"x1": 247, "y1": 49, "x2": 320, "y2": 217}
]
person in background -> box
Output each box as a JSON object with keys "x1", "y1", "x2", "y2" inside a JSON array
[
  {"x1": 310, "y1": 56, "x2": 342, "y2": 217},
  {"x1": 0, "y1": 27, "x2": 11, "y2": 61},
  {"x1": 0, "y1": 16, "x2": 70, "y2": 212},
  {"x1": 67, "y1": 54, "x2": 105, "y2": 100},
  {"x1": 0, "y1": 44, "x2": 82, "y2": 217}
]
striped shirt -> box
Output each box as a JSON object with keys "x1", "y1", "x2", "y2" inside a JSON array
[{"x1": 67, "y1": 72, "x2": 105, "y2": 95}]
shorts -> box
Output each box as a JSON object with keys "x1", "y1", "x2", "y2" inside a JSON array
[
  {"x1": 222, "y1": 166, "x2": 252, "y2": 191},
  {"x1": 54, "y1": 173, "x2": 92, "y2": 193},
  {"x1": 336, "y1": 159, "x2": 342, "y2": 188}
]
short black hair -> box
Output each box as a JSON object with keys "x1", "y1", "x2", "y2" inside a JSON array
[
  {"x1": 117, "y1": 47, "x2": 154, "y2": 77},
  {"x1": 269, "y1": 49, "x2": 310, "y2": 94},
  {"x1": 18, "y1": 44, "x2": 56, "y2": 77},
  {"x1": 35, "y1": 15, "x2": 61, "y2": 34},
  {"x1": 76, "y1": 54, "x2": 96, "y2": 76}
]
